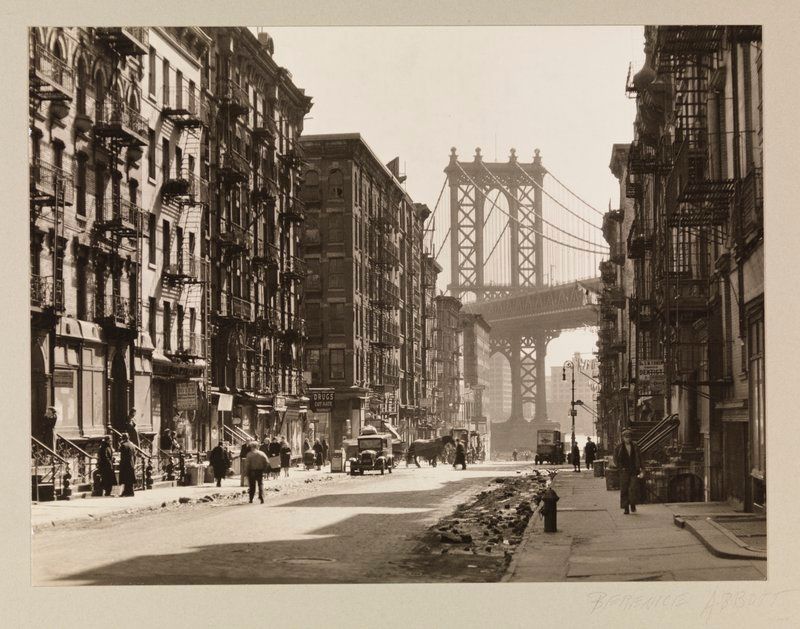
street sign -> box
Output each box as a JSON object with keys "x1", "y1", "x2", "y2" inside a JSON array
[
  {"x1": 569, "y1": 409, "x2": 578, "y2": 417},
  {"x1": 176, "y1": 382, "x2": 198, "y2": 410},
  {"x1": 309, "y1": 388, "x2": 335, "y2": 412}
]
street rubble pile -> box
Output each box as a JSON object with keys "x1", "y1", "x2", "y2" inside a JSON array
[{"x1": 427, "y1": 468, "x2": 557, "y2": 562}]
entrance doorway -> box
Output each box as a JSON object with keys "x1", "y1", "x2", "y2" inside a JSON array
[
  {"x1": 110, "y1": 349, "x2": 129, "y2": 433},
  {"x1": 723, "y1": 421, "x2": 749, "y2": 509},
  {"x1": 31, "y1": 339, "x2": 48, "y2": 441}
]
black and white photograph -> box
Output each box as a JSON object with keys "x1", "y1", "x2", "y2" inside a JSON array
[{"x1": 8, "y1": 2, "x2": 800, "y2": 626}]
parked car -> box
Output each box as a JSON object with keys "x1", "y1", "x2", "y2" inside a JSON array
[{"x1": 349, "y1": 434, "x2": 394, "y2": 475}]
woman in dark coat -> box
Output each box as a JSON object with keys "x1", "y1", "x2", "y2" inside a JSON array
[
  {"x1": 571, "y1": 443, "x2": 581, "y2": 472},
  {"x1": 321, "y1": 438, "x2": 329, "y2": 462},
  {"x1": 97, "y1": 436, "x2": 117, "y2": 496},
  {"x1": 313, "y1": 439, "x2": 323, "y2": 470},
  {"x1": 279, "y1": 438, "x2": 292, "y2": 477},
  {"x1": 209, "y1": 443, "x2": 231, "y2": 487},
  {"x1": 613, "y1": 428, "x2": 644, "y2": 514}
]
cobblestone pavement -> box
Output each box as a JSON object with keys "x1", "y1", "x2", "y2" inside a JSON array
[{"x1": 32, "y1": 462, "x2": 530, "y2": 585}]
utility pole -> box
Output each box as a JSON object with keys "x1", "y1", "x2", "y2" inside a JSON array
[{"x1": 563, "y1": 360, "x2": 576, "y2": 451}]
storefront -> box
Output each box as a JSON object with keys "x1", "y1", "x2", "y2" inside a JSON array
[{"x1": 152, "y1": 352, "x2": 205, "y2": 452}]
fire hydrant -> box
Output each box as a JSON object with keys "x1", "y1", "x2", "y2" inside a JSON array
[
  {"x1": 92, "y1": 469, "x2": 104, "y2": 496},
  {"x1": 541, "y1": 487, "x2": 560, "y2": 533}
]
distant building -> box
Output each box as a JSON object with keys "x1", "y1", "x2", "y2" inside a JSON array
[
  {"x1": 460, "y1": 313, "x2": 492, "y2": 457},
  {"x1": 487, "y1": 353, "x2": 512, "y2": 423},
  {"x1": 547, "y1": 353, "x2": 598, "y2": 438}
]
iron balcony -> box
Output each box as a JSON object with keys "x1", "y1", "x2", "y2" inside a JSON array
[
  {"x1": 216, "y1": 223, "x2": 252, "y2": 254},
  {"x1": 218, "y1": 293, "x2": 252, "y2": 322},
  {"x1": 29, "y1": 40, "x2": 74, "y2": 101},
  {"x1": 281, "y1": 256, "x2": 307, "y2": 283},
  {"x1": 216, "y1": 78, "x2": 249, "y2": 117},
  {"x1": 216, "y1": 148, "x2": 249, "y2": 183},
  {"x1": 279, "y1": 198, "x2": 305, "y2": 223},
  {"x1": 94, "y1": 27, "x2": 149, "y2": 57},
  {"x1": 162, "y1": 86, "x2": 210, "y2": 128},
  {"x1": 94, "y1": 193, "x2": 144, "y2": 238},
  {"x1": 94, "y1": 99, "x2": 149, "y2": 147},
  {"x1": 95, "y1": 294, "x2": 139, "y2": 330},
  {"x1": 251, "y1": 242, "x2": 280, "y2": 269},
  {"x1": 162, "y1": 168, "x2": 209, "y2": 206},
  {"x1": 162, "y1": 256, "x2": 209, "y2": 285},
  {"x1": 30, "y1": 275, "x2": 64, "y2": 312},
  {"x1": 253, "y1": 304, "x2": 281, "y2": 333},
  {"x1": 30, "y1": 157, "x2": 74, "y2": 207}
]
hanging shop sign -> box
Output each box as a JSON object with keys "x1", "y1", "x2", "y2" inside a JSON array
[
  {"x1": 217, "y1": 393, "x2": 234, "y2": 412},
  {"x1": 637, "y1": 360, "x2": 666, "y2": 395},
  {"x1": 309, "y1": 388, "x2": 335, "y2": 413},
  {"x1": 176, "y1": 381, "x2": 198, "y2": 410},
  {"x1": 274, "y1": 395, "x2": 287, "y2": 412}
]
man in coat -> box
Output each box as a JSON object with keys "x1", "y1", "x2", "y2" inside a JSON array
[
  {"x1": 118, "y1": 433, "x2": 137, "y2": 497},
  {"x1": 453, "y1": 439, "x2": 467, "y2": 470},
  {"x1": 126, "y1": 409, "x2": 140, "y2": 447},
  {"x1": 321, "y1": 438, "x2": 330, "y2": 463},
  {"x1": 584, "y1": 437, "x2": 598, "y2": 471},
  {"x1": 97, "y1": 435, "x2": 117, "y2": 496},
  {"x1": 313, "y1": 438, "x2": 324, "y2": 470},
  {"x1": 244, "y1": 442, "x2": 269, "y2": 503},
  {"x1": 209, "y1": 442, "x2": 231, "y2": 487},
  {"x1": 279, "y1": 437, "x2": 292, "y2": 477},
  {"x1": 267, "y1": 436, "x2": 282, "y2": 479},
  {"x1": 239, "y1": 441, "x2": 250, "y2": 486},
  {"x1": 571, "y1": 442, "x2": 581, "y2": 472},
  {"x1": 613, "y1": 428, "x2": 644, "y2": 514}
]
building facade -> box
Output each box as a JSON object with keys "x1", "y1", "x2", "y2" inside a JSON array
[
  {"x1": 548, "y1": 353, "x2": 598, "y2": 440},
  {"x1": 433, "y1": 295, "x2": 463, "y2": 432},
  {"x1": 598, "y1": 26, "x2": 764, "y2": 511},
  {"x1": 298, "y1": 134, "x2": 428, "y2": 449},
  {"x1": 459, "y1": 313, "x2": 492, "y2": 457},
  {"x1": 419, "y1": 253, "x2": 443, "y2": 440},
  {"x1": 202, "y1": 28, "x2": 312, "y2": 457},
  {"x1": 487, "y1": 353, "x2": 512, "y2": 425}
]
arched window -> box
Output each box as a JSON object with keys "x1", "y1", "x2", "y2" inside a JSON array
[
  {"x1": 304, "y1": 170, "x2": 319, "y2": 188},
  {"x1": 328, "y1": 169, "x2": 343, "y2": 199}
]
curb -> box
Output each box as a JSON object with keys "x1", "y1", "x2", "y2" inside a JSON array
[
  {"x1": 675, "y1": 516, "x2": 766, "y2": 561},
  {"x1": 501, "y1": 504, "x2": 544, "y2": 582}
]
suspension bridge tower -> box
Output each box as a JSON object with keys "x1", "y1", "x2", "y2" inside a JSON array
[{"x1": 445, "y1": 147, "x2": 556, "y2": 425}]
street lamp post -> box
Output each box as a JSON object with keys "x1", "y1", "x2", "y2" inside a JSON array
[{"x1": 562, "y1": 360, "x2": 576, "y2": 451}]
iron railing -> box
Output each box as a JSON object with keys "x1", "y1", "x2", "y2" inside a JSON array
[
  {"x1": 29, "y1": 41, "x2": 74, "y2": 95},
  {"x1": 30, "y1": 157, "x2": 74, "y2": 205},
  {"x1": 31, "y1": 436, "x2": 69, "y2": 501},
  {"x1": 95, "y1": 294, "x2": 138, "y2": 328},
  {"x1": 94, "y1": 98, "x2": 149, "y2": 144},
  {"x1": 30, "y1": 275, "x2": 64, "y2": 310},
  {"x1": 55, "y1": 433, "x2": 97, "y2": 489}
]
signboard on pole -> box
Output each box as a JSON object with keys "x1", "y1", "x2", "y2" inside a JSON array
[
  {"x1": 176, "y1": 382, "x2": 198, "y2": 410},
  {"x1": 274, "y1": 395, "x2": 287, "y2": 412},
  {"x1": 309, "y1": 388, "x2": 335, "y2": 413}
]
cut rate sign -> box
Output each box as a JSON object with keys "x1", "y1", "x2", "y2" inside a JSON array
[
  {"x1": 637, "y1": 360, "x2": 666, "y2": 395},
  {"x1": 176, "y1": 382, "x2": 198, "y2": 410},
  {"x1": 309, "y1": 388, "x2": 335, "y2": 413}
]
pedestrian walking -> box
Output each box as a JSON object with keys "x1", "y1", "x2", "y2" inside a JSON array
[
  {"x1": 244, "y1": 442, "x2": 269, "y2": 504},
  {"x1": 280, "y1": 437, "x2": 292, "y2": 477},
  {"x1": 209, "y1": 442, "x2": 231, "y2": 487},
  {"x1": 571, "y1": 443, "x2": 581, "y2": 472},
  {"x1": 453, "y1": 440, "x2": 467, "y2": 470},
  {"x1": 614, "y1": 428, "x2": 644, "y2": 515},
  {"x1": 512, "y1": 448, "x2": 518, "y2": 462},
  {"x1": 97, "y1": 435, "x2": 117, "y2": 496},
  {"x1": 313, "y1": 438, "x2": 324, "y2": 470},
  {"x1": 118, "y1": 433, "x2": 137, "y2": 497},
  {"x1": 584, "y1": 437, "x2": 597, "y2": 471},
  {"x1": 239, "y1": 440, "x2": 249, "y2": 487},
  {"x1": 321, "y1": 437, "x2": 329, "y2": 463}
]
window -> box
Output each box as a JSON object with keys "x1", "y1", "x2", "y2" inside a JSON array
[
  {"x1": 175, "y1": 70, "x2": 183, "y2": 110},
  {"x1": 162, "y1": 58, "x2": 170, "y2": 106},
  {"x1": 76, "y1": 257, "x2": 87, "y2": 320},
  {"x1": 330, "y1": 303, "x2": 345, "y2": 335},
  {"x1": 306, "y1": 303, "x2": 321, "y2": 337},
  {"x1": 75, "y1": 154, "x2": 87, "y2": 216},
  {"x1": 176, "y1": 305, "x2": 184, "y2": 351},
  {"x1": 148, "y1": 47, "x2": 156, "y2": 97},
  {"x1": 328, "y1": 214, "x2": 343, "y2": 244},
  {"x1": 306, "y1": 349, "x2": 321, "y2": 382},
  {"x1": 162, "y1": 138, "x2": 170, "y2": 179},
  {"x1": 162, "y1": 219, "x2": 171, "y2": 268},
  {"x1": 329, "y1": 349, "x2": 345, "y2": 380},
  {"x1": 328, "y1": 169, "x2": 344, "y2": 199},
  {"x1": 76, "y1": 58, "x2": 87, "y2": 116},
  {"x1": 148, "y1": 297, "x2": 157, "y2": 341},
  {"x1": 148, "y1": 213, "x2": 157, "y2": 264},
  {"x1": 148, "y1": 129, "x2": 156, "y2": 179},
  {"x1": 163, "y1": 301, "x2": 171, "y2": 351},
  {"x1": 175, "y1": 146, "x2": 182, "y2": 179},
  {"x1": 328, "y1": 258, "x2": 344, "y2": 289},
  {"x1": 94, "y1": 164, "x2": 106, "y2": 220}
]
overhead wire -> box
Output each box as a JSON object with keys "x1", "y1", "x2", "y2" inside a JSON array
[{"x1": 545, "y1": 168, "x2": 606, "y2": 217}]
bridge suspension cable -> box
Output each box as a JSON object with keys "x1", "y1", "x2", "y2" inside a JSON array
[
  {"x1": 543, "y1": 168, "x2": 606, "y2": 217},
  {"x1": 455, "y1": 163, "x2": 609, "y2": 255},
  {"x1": 511, "y1": 162, "x2": 604, "y2": 231},
  {"x1": 476, "y1": 162, "x2": 607, "y2": 250}
]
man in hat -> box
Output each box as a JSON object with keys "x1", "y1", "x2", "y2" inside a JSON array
[
  {"x1": 97, "y1": 435, "x2": 117, "y2": 496},
  {"x1": 584, "y1": 437, "x2": 598, "y2": 471},
  {"x1": 43, "y1": 406, "x2": 58, "y2": 450},
  {"x1": 244, "y1": 442, "x2": 269, "y2": 504},
  {"x1": 118, "y1": 433, "x2": 137, "y2": 497},
  {"x1": 126, "y1": 408, "x2": 140, "y2": 447},
  {"x1": 613, "y1": 428, "x2": 644, "y2": 514}
]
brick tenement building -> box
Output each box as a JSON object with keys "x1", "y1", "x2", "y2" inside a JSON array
[
  {"x1": 29, "y1": 27, "x2": 312, "y2": 495},
  {"x1": 433, "y1": 294, "x2": 463, "y2": 433},
  {"x1": 419, "y1": 252, "x2": 443, "y2": 440},
  {"x1": 298, "y1": 134, "x2": 430, "y2": 449},
  {"x1": 459, "y1": 312, "x2": 492, "y2": 458},
  {"x1": 202, "y1": 28, "x2": 312, "y2": 457},
  {"x1": 598, "y1": 26, "x2": 764, "y2": 511}
]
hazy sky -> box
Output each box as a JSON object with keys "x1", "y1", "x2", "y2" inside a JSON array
[{"x1": 265, "y1": 26, "x2": 642, "y2": 366}]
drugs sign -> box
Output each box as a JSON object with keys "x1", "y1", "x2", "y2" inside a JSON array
[{"x1": 309, "y1": 388, "x2": 335, "y2": 413}]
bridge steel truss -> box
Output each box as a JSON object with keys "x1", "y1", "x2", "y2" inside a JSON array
[{"x1": 446, "y1": 147, "x2": 555, "y2": 423}]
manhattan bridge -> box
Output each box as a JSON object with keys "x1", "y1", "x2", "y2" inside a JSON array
[{"x1": 426, "y1": 147, "x2": 608, "y2": 447}]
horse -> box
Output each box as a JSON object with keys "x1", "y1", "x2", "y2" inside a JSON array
[{"x1": 407, "y1": 435, "x2": 455, "y2": 467}]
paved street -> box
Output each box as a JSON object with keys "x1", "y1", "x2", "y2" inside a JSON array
[{"x1": 32, "y1": 462, "x2": 529, "y2": 585}]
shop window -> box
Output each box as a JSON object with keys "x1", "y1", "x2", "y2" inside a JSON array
[{"x1": 329, "y1": 349, "x2": 345, "y2": 380}]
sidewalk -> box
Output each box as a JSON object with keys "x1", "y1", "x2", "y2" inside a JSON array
[
  {"x1": 32, "y1": 465, "x2": 337, "y2": 531},
  {"x1": 505, "y1": 469, "x2": 767, "y2": 582}
]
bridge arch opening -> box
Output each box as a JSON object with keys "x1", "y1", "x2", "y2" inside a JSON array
[
  {"x1": 487, "y1": 350, "x2": 512, "y2": 424},
  {"x1": 482, "y1": 188, "x2": 512, "y2": 289}
]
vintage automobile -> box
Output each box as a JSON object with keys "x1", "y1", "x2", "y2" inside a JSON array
[{"x1": 349, "y1": 434, "x2": 394, "y2": 475}]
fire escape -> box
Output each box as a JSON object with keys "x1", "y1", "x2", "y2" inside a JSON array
[
  {"x1": 161, "y1": 82, "x2": 211, "y2": 369},
  {"x1": 90, "y1": 31, "x2": 148, "y2": 342},
  {"x1": 29, "y1": 36, "x2": 73, "y2": 327}
]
